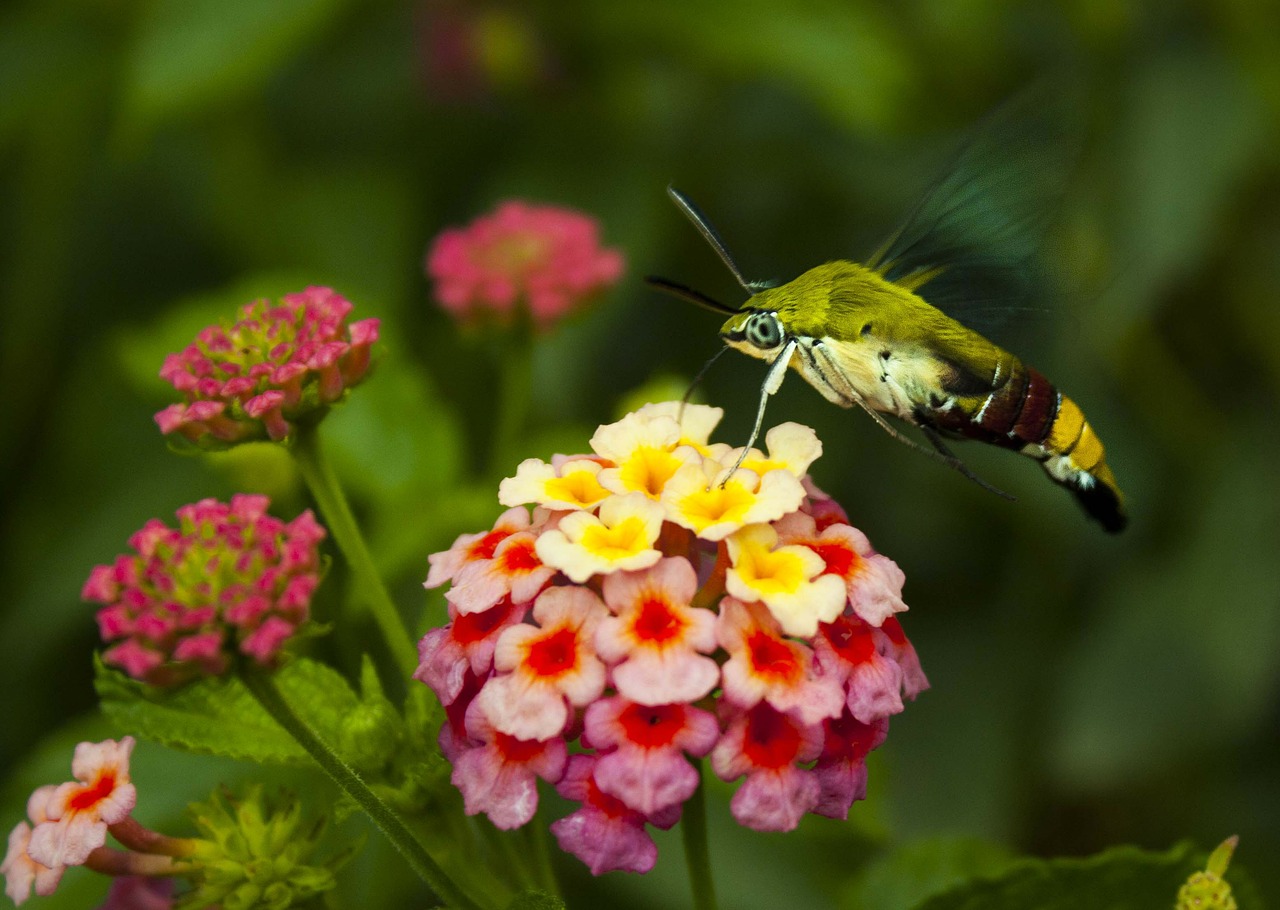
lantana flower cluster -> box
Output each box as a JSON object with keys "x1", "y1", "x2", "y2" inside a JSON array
[
  {"x1": 83, "y1": 495, "x2": 326, "y2": 686},
  {"x1": 425, "y1": 201, "x2": 625, "y2": 328},
  {"x1": 417, "y1": 402, "x2": 926, "y2": 875},
  {"x1": 155, "y1": 286, "x2": 379, "y2": 447}
]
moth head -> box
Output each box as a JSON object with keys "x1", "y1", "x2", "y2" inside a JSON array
[{"x1": 721, "y1": 309, "x2": 785, "y2": 355}]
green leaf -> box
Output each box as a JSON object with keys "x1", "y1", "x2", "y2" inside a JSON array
[
  {"x1": 121, "y1": 0, "x2": 348, "y2": 131},
  {"x1": 908, "y1": 842, "x2": 1206, "y2": 910},
  {"x1": 504, "y1": 891, "x2": 566, "y2": 910},
  {"x1": 842, "y1": 837, "x2": 1014, "y2": 910},
  {"x1": 95, "y1": 656, "x2": 363, "y2": 766}
]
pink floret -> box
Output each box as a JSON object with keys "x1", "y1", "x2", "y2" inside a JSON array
[{"x1": 550, "y1": 755, "x2": 664, "y2": 875}]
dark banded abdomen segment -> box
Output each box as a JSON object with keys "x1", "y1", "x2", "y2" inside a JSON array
[
  {"x1": 931, "y1": 357, "x2": 1059, "y2": 450},
  {"x1": 929, "y1": 357, "x2": 1127, "y2": 532}
]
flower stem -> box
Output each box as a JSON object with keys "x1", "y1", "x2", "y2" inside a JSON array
[
  {"x1": 528, "y1": 812, "x2": 561, "y2": 898},
  {"x1": 291, "y1": 424, "x2": 418, "y2": 678},
  {"x1": 84, "y1": 846, "x2": 183, "y2": 877},
  {"x1": 682, "y1": 763, "x2": 718, "y2": 910},
  {"x1": 241, "y1": 664, "x2": 483, "y2": 910},
  {"x1": 488, "y1": 333, "x2": 533, "y2": 477},
  {"x1": 108, "y1": 817, "x2": 197, "y2": 857}
]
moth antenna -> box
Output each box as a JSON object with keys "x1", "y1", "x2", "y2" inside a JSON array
[
  {"x1": 679, "y1": 346, "x2": 731, "y2": 425},
  {"x1": 645, "y1": 276, "x2": 738, "y2": 315},
  {"x1": 666, "y1": 187, "x2": 773, "y2": 294},
  {"x1": 716, "y1": 339, "x2": 797, "y2": 486}
]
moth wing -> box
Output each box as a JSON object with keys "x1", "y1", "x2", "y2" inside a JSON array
[{"x1": 865, "y1": 85, "x2": 1080, "y2": 341}]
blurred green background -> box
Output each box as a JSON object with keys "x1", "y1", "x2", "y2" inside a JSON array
[{"x1": 2, "y1": 0, "x2": 1278, "y2": 907}]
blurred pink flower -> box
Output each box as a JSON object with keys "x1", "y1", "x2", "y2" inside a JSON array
[
  {"x1": 99, "y1": 876, "x2": 173, "y2": 910},
  {"x1": 155, "y1": 286, "x2": 379, "y2": 447},
  {"x1": 426, "y1": 201, "x2": 624, "y2": 328},
  {"x1": 84, "y1": 495, "x2": 325, "y2": 684}
]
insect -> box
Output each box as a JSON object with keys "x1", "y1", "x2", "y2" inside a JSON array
[{"x1": 647, "y1": 92, "x2": 1127, "y2": 533}]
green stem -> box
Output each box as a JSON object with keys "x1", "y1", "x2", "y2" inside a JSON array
[
  {"x1": 488, "y1": 334, "x2": 533, "y2": 477},
  {"x1": 241, "y1": 665, "x2": 483, "y2": 910},
  {"x1": 528, "y1": 813, "x2": 560, "y2": 897},
  {"x1": 291, "y1": 423, "x2": 418, "y2": 678},
  {"x1": 682, "y1": 764, "x2": 718, "y2": 910}
]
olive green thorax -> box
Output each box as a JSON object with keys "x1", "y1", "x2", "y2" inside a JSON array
[{"x1": 720, "y1": 260, "x2": 1009, "y2": 376}]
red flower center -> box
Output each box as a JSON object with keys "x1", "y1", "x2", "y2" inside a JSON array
[
  {"x1": 810, "y1": 541, "x2": 860, "y2": 578},
  {"x1": 469, "y1": 529, "x2": 510, "y2": 562},
  {"x1": 584, "y1": 772, "x2": 635, "y2": 819},
  {"x1": 453, "y1": 600, "x2": 516, "y2": 645},
  {"x1": 822, "y1": 617, "x2": 876, "y2": 665},
  {"x1": 497, "y1": 537, "x2": 541, "y2": 573},
  {"x1": 632, "y1": 596, "x2": 685, "y2": 645},
  {"x1": 822, "y1": 712, "x2": 884, "y2": 763},
  {"x1": 746, "y1": 631, "x2": 800, "y2": 682},
  {"x1": 618, "y1": 703, "x2": 686, "y2": 748},
  {"x1": 741, "y1": 705, "x2": 802, "y2": 769},
  {"x1": 880, "y1": 616, "x2": 908, "y2": 646},
  {"x1": 68, "y1": 773, "x2": 117, "y2": 812},
  {"x1": 526, "y1": 627, "x2": 579, "y2": 677},
  {"x1": 494, "y1": 732, "x2": 546, "y2": 763}
]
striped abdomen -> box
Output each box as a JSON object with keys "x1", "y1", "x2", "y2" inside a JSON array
[{"x1": 929, "y1": 355, "x2": 1127, "y2": 532}]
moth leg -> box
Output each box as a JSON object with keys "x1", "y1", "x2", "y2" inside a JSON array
[
  {"x1": 916, "y1": 422, "x2": 1016, "y2": 501},
  {"x1": 804, "y1": 339, "x2": 1015, "y2": 501},
  {"x1": 717, "y1": 339, "x2": 797, "y2": 486}
]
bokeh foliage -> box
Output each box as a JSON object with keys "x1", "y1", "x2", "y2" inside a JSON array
[{"x1": 1, "y1": 0, "x2": 1278, "y2": 907}]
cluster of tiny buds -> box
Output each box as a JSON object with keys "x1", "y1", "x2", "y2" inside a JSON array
[
  {"x1": 155, "y1": 286, "x2": 379, "y2": 447},
  {"x1": 82, "y1": 495, "x2": 326, "y2": 686}
]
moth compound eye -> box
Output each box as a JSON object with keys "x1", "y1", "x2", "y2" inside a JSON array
[{"x1": 746, "y1": 313, "x2": 783, "y2": 349}]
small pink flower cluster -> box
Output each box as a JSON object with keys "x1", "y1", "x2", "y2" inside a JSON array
[
  {"x1": 425, "y1": 201, "x2": 625, "y2": 327},
  {"x1": 416, "y1": 403, "x2": 926, "y2": 875},
  {"x1": 2, "y1": 739, "x2": 137, "y2": 906},
  {"x1": 155, "y1": 286, "x2": 379, "y2": 446},
  {"x1": 83, "y1": 495, "x2": 326, "y2": 685}
]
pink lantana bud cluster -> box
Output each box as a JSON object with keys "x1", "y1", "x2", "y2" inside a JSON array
[
  {"x1": 425, "y1": 200, "x2": 625, "y2": 328},
  {"x1": 83, "y1": 495, "x2": 326, "y2": 685},
  {"x1": 2, "y1": 739, "x2": 138, "y2": 906},
  {"x1": 416, "y1": 402, "x2": 927, "y2": 875},
  {"x1": 155, "y1": 286, "x2": 379, "y2": 447}
]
